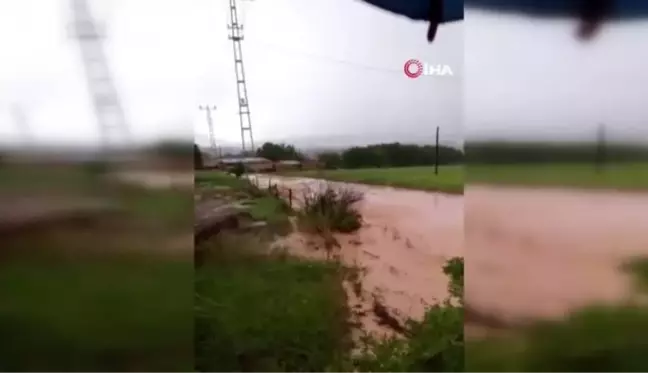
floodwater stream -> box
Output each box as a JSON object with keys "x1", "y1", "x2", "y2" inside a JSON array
[
  {"x1": 251, "y1": 174, "x2": 464, "y2": 335},
  {"x1": 466, "y1": 185, "x2": 648, "y2": 327}
]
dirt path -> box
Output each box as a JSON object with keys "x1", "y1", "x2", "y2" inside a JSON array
[
  {"x1": 466, "y1": 185, "x2": 648, "y2": 327},
  {"x1": 250, "y1": 174, "x2": 464, "y2": 336}
]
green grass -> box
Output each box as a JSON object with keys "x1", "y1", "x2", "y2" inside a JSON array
[
  {"x1": 0, "y1": 239, "x2": 193, "y2": 371},
  {"x1": 195, "y1": 170, "x2": 247, "y2": 189},
  {"x1": 466, "y1": 305, "x2": 648, "y2": 372},
  {"x1": 468, "y1": 163, "x2": 648, "y2": 190},
  {"x1": 282, "y1": 166, "x2": 464, "y2": 194},
  {"x1": 196, "y1": 170, "x2": 292, "y2": 235},
  {"x1": 466, "y1": 256, "x2": 648, "y2": 372},
  {"x1": 0, "y1": 168, "x2": 195, "y2": 371},
  {"x1": 115, "y1": 187, "x2": 194, "y2": 230},
  {"x1": 195, "y1": 235, "x2": 352, "y2": 372},
  {"x1": 0, "y1": 164, "x2": 107, "y2": 197}
]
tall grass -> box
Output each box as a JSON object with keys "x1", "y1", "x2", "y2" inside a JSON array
[{"x1": 297, "y1": 184, "x2": 363, "y2": 235}]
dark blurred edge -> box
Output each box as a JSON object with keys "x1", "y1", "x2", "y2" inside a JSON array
[{"x1": 0, "y1": 141, "x2": 195, "y2": 372}]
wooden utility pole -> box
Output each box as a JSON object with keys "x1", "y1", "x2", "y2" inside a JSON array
[{"x1": 435, "y1": 126, "x2": 440, "y2": 175}]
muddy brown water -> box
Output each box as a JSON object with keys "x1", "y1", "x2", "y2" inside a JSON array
[
  {"x1": 249, "y1": 176, "x2": 648, "y2": 337},
  {"x1": 466, "y1": 185, "x2": 648, "y2": 327},
  {"x1": 250, "y1": 174, "x2": 464, "y2": 336}
]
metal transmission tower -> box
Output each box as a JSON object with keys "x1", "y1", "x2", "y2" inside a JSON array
[
  {"x1": 227, "y1": 0, "x2": 255, "y2": 156},
  {"x1": 199, "y1": 105, "x2": 219, "y2": 156},
  {"x1": 11, "y1": 104, "x2": 32, "y2": 146},
  {"x1": 69, "y1": 0, "x2": 129, "y2": 151}
]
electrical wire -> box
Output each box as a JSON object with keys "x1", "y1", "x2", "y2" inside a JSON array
[{"x1": 248, "y1": 39, "x2": 405, "y2": 75}]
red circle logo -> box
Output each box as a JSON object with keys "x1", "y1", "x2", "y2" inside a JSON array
[{"x1": 404, "y1": 59, "x2": 423, "y2": 79}]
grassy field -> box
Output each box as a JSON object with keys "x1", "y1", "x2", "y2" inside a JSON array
[
  {"x1": 468, "y1": 163, "x2": 648, "y2": 190},
  {"x1": 281, "y1": 166, "x2": 464, "y2": 194},
  {"x1": 0, "y1": 164, "x2": 194, "y2": 371},
  {"x1": 0, "y1": 255, "x2": 193, "y2": 371}
]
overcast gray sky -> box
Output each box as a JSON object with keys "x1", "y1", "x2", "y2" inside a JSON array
[
  {"x1": 466, "y1": 9, "x2": 648, "y2": 144},
  {"x1": 1, "y1": 1, "x2": 645, "y2": 149},
  {"x1": 201, "y1": 0, "x2": 463, "y2": 150},
  {"x1": 0, "y1": 0, "x2": 199, "y2": 147}
]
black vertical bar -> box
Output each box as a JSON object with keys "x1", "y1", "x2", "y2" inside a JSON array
[{"x1": 435, "y1": 126, "x2": 439, "y2": 175}]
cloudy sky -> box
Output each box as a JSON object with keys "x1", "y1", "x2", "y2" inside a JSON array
[
  {"x1": 0, "y1": 1, "x2": 645, "y2": 150},
  {"x1": 0, "y1": 0, "x2": 201, "y2": 147},
  {"x1": 466, "y1": 8, "x2": 648, "y2": 144},
  {"x1": 202, "y1": 0, "x2": 463, "y2": 150}
]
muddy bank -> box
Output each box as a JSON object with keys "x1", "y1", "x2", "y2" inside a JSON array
[
  {"x1": 466, "y1": 185, "x2": 648, "y2": 326},
  {"x1": 252, "y1": 174, "x2": 464, "y2": 336}
]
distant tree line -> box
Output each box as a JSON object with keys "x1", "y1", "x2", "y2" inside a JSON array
[
  {"x1": 255, "y1": 142, "x2": 304, "y2": 162},
  {"x1": 317, "y1": 142, "x2": 464, "y2": 169},
  {"x1": 466, "y1": 142, "x2": 648, "y2": 164},
  {"x1": 194, "y1": 144, "x2": 203, "y2": 170},
  {"x1": 149, "y1": 141, "x2": 193, "y2": 159}
]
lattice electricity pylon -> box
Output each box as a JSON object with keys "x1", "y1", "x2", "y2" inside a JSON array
[
  {"x1": 68, "y1": 0, "x2": 130, "y2": 152},
  {"x1": 10, "y1": 104, "x2": 32, "y2": 146},
  {"x1": 227, "y1": 0, "x2": 255, "y2": 156},
  {"x1": 199, "y1": 105, "x2": 218, "y2": 156}
]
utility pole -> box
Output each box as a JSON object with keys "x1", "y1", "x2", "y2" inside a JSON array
[
  {"x1": 227, "y1": 0, "x2": 255, "y2": 156},
  {"x1": 69, "y1": 0, "x2": 130, "y2": 154},
  {"x1": 596, "y1": 123, "x2": 606, "y2": 172},
  {"x1": 199, "y1": 105, "x2": 218, "y2": 157},
  {"x1": 435, "y1": 126, "x2": 440, "y2": 175}
]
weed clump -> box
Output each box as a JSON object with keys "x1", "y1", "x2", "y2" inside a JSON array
[
  {"x1": 230, "y1": 162, "x2": 245, "y2": 178},
  {"x1": 443, "y1": 257, "x2": 464, "y2": 303},
  {"x1": 298, "y1": 185, "x2": 363, "y2": 235}
]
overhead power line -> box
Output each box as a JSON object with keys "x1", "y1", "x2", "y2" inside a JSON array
[{"x1": 249, "y1": 40, "x2": 404, "y2": 75}]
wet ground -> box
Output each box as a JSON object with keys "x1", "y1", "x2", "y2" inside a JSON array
[
  {"x1": 466, "y1": 185, "x2": 648, "y2": 327},
  {"x1": 250, "y1": 174, "x2": 464, "y2": 335}
]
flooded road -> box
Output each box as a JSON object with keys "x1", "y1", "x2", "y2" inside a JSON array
[
  {"x1": 466, "y1": 185, "x2": 648, "y2": 325},
  {"x1": 251, "y1": 174, "x2": 464, "y2": 334}
]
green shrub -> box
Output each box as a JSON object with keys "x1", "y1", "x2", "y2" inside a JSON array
[
  {"x1": 232, "y1": 162, "x2": 245, "y2": 178},
  {"x1": 443, "y1": 257, "x2": 464, "y2": 302}
]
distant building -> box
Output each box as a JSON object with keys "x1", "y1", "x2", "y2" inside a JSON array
[
  {"x1": 275, "y1": 160, "x2": 302, "y2": 171},
  {"x1": 218, "y1": 157, "x2": 274, "y2": 172}
]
